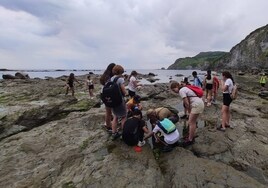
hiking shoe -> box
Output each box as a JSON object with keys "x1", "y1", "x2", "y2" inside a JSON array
[
  {"x1": 111, "y1": 132, "x2": 121, "y2": 141},
  {"x1": 137, "y1": 140, "x2": 146, "y2": 147}
]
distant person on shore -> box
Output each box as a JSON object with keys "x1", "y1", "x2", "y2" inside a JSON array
[
  {"x1": 192, "y1": 71, "x2": 203, "y2": 88},
  {"x1": 218, "y1": 71, "x2": 235, "y2": 131},
  {"x1": 127, "y1": 70, "x2": 142, "y2": 97},
  {"x1": 203, "y1": 70, "x2": 214, "y2": 106},
  {"x1": 110, "y1": 65, "x2": 128, "y2": 140},
  {"x1": 65, "y1": 73, "x2": 81, "y2": 96},
  {"x1": 212, "y1": 72, "x2": 220, "y2": 103},
  {"x1": 122, "y1": 109, "x2": 149, "y2": 147},
  {"x1": 170, "y1": 82, "x2": 204, "y2": 147},
  {"x1": 86, "y1": 75, "x2": 94, "y2": 99},
  {"x1": 100, "y1": 63, "x2": 116, "y2": 132},
  {"x1": 260, "y1": 73, "x2": 267, "y2": 91}
]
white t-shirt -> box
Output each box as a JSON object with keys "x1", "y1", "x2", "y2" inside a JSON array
[
  {"x1": 223, "y1": 78, "x2": 233, "y2": 94},
  {"x1": 153, "y1": 124, "x2": 180, "y2": 144},
  {"x1": 128, "y1": 76, "x2": 137, "y2": 92},
  {"x1": 179, "y1": 87, "x2": 203, "y2": 106}
]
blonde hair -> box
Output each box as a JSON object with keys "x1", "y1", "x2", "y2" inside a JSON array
[
  {"x1": 112, "y1": 65, "x2": 124, "y2": 75},
  {"x1": 170, "y1": 81, "x2": 181, "y2": 90},
  {"x1": 146, "y1": 109, "x2": 155, "y2": 117}
]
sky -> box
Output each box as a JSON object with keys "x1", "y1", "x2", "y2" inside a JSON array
[{"x1": 0, "y1": 0, "x2": 267, "y2": 70}]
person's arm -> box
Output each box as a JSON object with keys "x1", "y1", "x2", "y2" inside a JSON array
[
  {"x1": 182, "y1": 97, "x2": 191, "y2": 114},
  {"x1": 142, "y1": 126, "x2": 150, "y2": 134},
  {"x1": 144, "y1": 131, "x2": 154, "y2": 140},
  {"x1": 221, "y1": 80, "x2": 228, "y2": 92}
]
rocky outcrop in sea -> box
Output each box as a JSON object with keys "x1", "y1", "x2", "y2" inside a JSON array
[{"x1": 0, "y1": 73, "x2": 267, "y2": 187}]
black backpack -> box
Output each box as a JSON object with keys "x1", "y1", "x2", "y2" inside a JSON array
[{"x1": 101, "y1": 77, "x2": 123, "y2": 108}]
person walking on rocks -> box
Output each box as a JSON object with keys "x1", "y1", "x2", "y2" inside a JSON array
[
  {"x1": 100, "y1": 63, "x2": 116, "y2": 132},
  {"x1": 218, "y1": 71, "x2": 234, "y2": 131},
  {"x1": 170, "y1": 82, "x2": 204, "y2": 147},
  {"x1": 65, "y1": 73, "x2": 81, "y2": 96},
  {"x1": 259, "y1": 73, "x2": 267, "y2": 91}
]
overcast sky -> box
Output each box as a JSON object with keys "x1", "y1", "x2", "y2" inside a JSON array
[{"x1": 0, "y1": 0, "x2": 267, "y2": 70}]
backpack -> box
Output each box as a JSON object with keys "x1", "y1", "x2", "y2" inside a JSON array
[
  {"x1": 213, "y1": 76, "x2": 220, "y2": 89},
  {"x1": 163, "y1": 105, "x2": 179, "y2": 115},
  {"x1": 231, "y1": 84, "x2": 238, "y2": 100},
  {"x1": 157, "y1": 118, "x2": 176, "y2": 134},
  {"x1": 101, "y1": 77, "x2": 123, "y2": 107},
  {"x1": 197, "y1": 77, "x2": 203, "y2": 87},
  {"x1": 185, "y1": 85, "x2": 204, "y2": 98}
]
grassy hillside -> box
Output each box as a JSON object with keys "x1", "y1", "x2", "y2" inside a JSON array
[{"x1": 168, "y1": 51, "x2": 228, "y2": 70}]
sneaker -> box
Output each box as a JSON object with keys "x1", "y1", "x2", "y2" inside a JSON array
[
  {"x1": 217, "y1": 126, "x2": 226, "y2": 132},
  {"x1": 204, "y1": 99, "x2": 208, "y2": 103},
  {"x1": 206, "y1": 102, "x2": 211, "y2": 107},
  {"x1": 111, "y1": 132, "x2": 121, "y2": 140},
  {"x1": 161, "y1": 145, "x2": 173, "y2": 152},
  {"x1": 137, "y1": 140, "x2": 146, "y2": 147},
  {"x1": 226, "y1": 124, "x2": 234, "y2": 129},
  {"x1": 182, "y1": 139, "x2": 195, "y2": 147},
  {"x1": 180, "y1": 114, "x2": 188, "y2": 119},
  {"x1": 103, "y1": 125, "x2": 112, "y2": 133}
]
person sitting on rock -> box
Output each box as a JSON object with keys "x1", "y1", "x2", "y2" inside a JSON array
[
  {"x1": 146, "y1": 106, "x2": 179, "y2": 124},
  {"x1": 126, "y1": 95, "x2": 142, "y2": 117},
  {"x1": 122, "y1": 109, "x2": 149, "y2": 147},
  {"x1": 144, "y1": 114, "x2": 180, "y2": 152}
]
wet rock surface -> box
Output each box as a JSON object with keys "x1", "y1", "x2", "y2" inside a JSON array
[{"x1": 0, "y1": 74, "x2": 267, "y2": 188}]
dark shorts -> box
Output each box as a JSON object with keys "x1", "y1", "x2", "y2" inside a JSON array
[
  {"x1": 223, "y1": 93, "x2": 232, "y2": 106},
  {"x1": 128, "y1": 90, "x2": 136, "y2": 97},
  {"x1": 88, "y1": 85, "x2": 94, "y2": 90},
  {"x1": 261, "y1": 83, "x2": 265, "y2": 87},
  {"x1": 206, "y1": 83, "x2": 213, "y2": 90}
]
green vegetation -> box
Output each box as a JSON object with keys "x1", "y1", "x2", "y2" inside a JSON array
[{"x1": 168, "y1": 51, "x2": 228, "y2": 70}]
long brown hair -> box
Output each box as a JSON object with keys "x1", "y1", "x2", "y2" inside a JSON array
[
  {"x1": 100, "y1": 63, "x2": 116, "y2": 85},
  {"x1": 222, "y1": 71, "x2": 235, "y2": 84}
]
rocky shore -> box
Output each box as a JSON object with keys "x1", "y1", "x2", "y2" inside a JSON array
[{"x1": 0, "y1": 73, "x2": 267, "y2": 188}]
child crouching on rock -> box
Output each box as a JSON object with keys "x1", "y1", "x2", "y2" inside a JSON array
[
  {"x1": 145, "y1": 111, "x2": 180, "y2": 152},
  {"x1": 122, "y1": 109, "x2": 149, "y2": 147}
]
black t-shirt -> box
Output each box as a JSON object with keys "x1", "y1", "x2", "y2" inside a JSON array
[{"x1": 122, "y1": 117, "x2": 146, "y2": 146}]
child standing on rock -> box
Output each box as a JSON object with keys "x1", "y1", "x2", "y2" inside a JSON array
[{"x1": 86, "y1": 75, "x2": 94, "y2": 99}]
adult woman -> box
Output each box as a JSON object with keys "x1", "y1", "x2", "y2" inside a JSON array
[
  {"x1": 218, "y1": 71, "x2": 234, "y2": 131},
  {"x1": 110, "y1": 65, "x2": 127, "y2": 140},
  {"x1": 100, "y1": 63, "x2": 116, "y2": 131},
  {"x1": 170, "y1": 82, "x2": 204, "y2": 146}
]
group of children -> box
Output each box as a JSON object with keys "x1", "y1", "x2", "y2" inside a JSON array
[
  {"x1": 65, "y1": 73, "x2": 95, "y2": 98},
  {"x1": 66, "y1": 65, "x2": 237, "y2": 152}
]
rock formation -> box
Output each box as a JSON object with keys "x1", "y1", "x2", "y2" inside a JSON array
[{"x1": 0, "y1": 73, "x2": 267, "y2": 187}]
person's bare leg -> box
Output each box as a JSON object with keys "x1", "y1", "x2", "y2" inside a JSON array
[{"x1": 188, "y1": 113, "x2": 199, "y2": 141}]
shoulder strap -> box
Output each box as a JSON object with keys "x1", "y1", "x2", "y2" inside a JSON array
[{"x1": 113, "y1": 76, "x2": 120, "y2": 83}]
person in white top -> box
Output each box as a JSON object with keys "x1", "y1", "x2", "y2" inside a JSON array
[
  {"x1": 218, "y1": 71, "x2": 234, "y2": 131},
  {"x1": 127, "y1": 70, "x2": 142, "y2": 97},
  {"x1": 170, "y1": 82, "x2": 204, "y2": 147}
]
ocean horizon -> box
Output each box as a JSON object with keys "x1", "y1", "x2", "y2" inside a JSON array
[{"x1": 0, "y1": 69, "x2": 207, "y2": 84}]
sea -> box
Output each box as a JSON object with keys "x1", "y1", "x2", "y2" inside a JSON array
[{"x1": 0, "y1": 69, "x2": 207, "y2": 84}]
